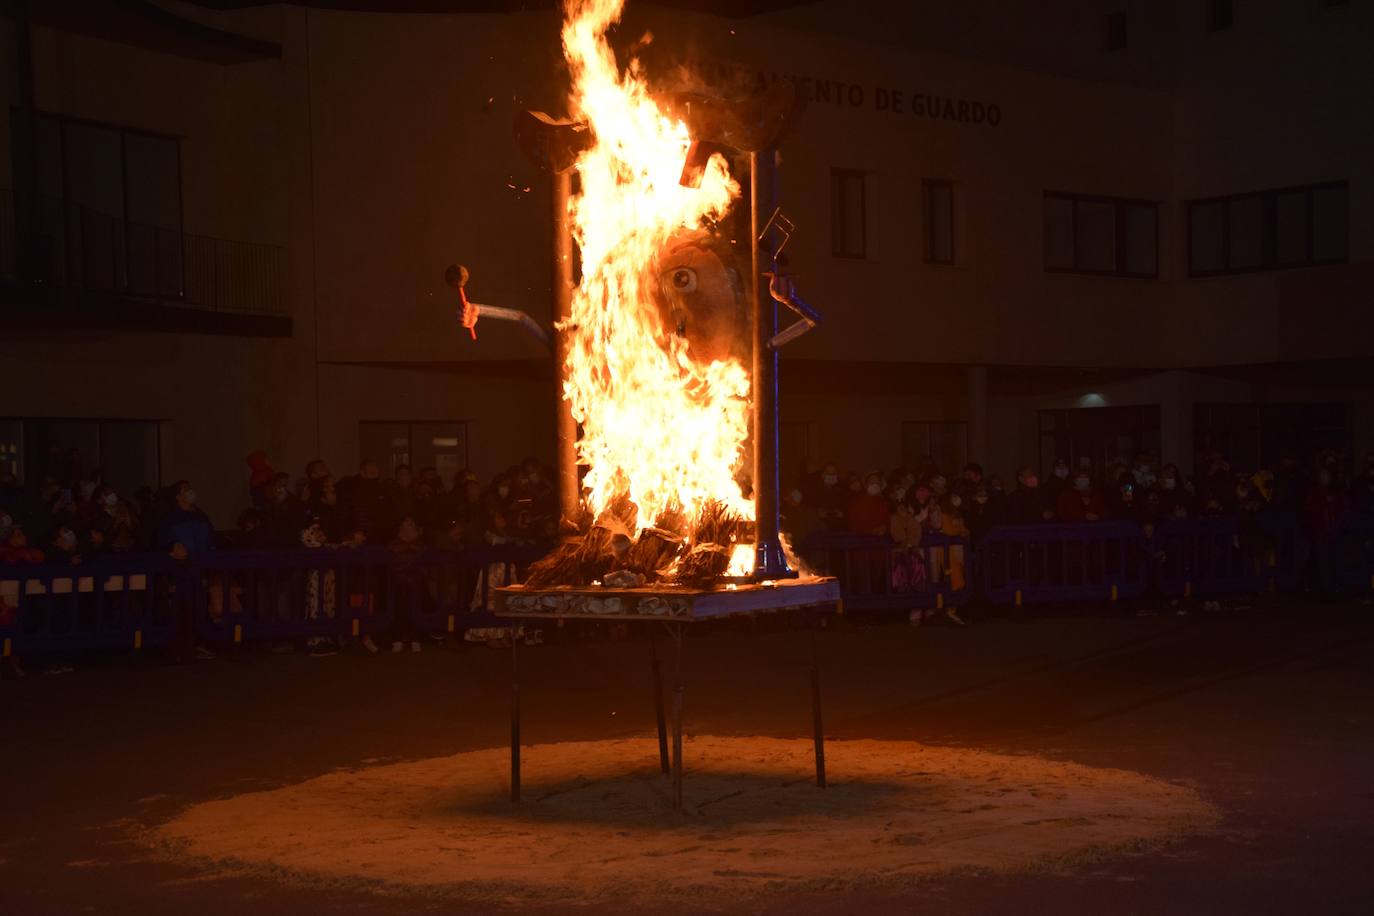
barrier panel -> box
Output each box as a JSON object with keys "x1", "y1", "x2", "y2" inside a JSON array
[
  {"x1": 0, "y1": 554, "x2": 183, "y2": 654},
  {"x1": 799, "y1": 531, "x2": 971, "y2": 611},
  {"x1": 1333, "y1": 513, "x2": 1374, "y2": 594},
  {"x1": 978, "y1": 521, "x2": 1148, "y2": 606},
  {"x1": 409, "y1": 543, "x2": 550, "y2": 634},
  {"x1": 192, "y1": 547, "x2": 397, "y2": 644},
  {"x1": 1259, "y1": 512, "x2": 1306, "y2": 592},
  {"x1": 1151, "y1": 517, "x2": 1260, "y2": 598}
]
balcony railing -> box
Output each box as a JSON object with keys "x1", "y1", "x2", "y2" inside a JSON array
[{"x1": 1, "y1": 188, "x2": 287, "y2": 318}]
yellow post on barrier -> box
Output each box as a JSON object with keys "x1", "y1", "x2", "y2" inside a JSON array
[
  {"x1": 3, "y1": 637, "x2": 10, "y2": 658},
  {"x1": 133, "y1": 629, "x2": 143, "y2": 650},
  {"x1": 836, "y1": 597, "x2": 845, "y2": 616},
  {"x1": 1015, "y1": 589, "x2": 1022, "y2": 607},
  {"x1": 1111, "y1": 584, "x2": 1118, "y2": 602},
  {"x1": 351, "y1": 619, "x2": 360, "y2": 637},
  {"x1": 936, "y1": 593, "x2": 944, "y2": 610},
  {"x1": 447, "y1": 614, "x2": 456, "y2": 633},
  {"x1": 233, "y1": 624, "x2": 242, "y2": 644}
]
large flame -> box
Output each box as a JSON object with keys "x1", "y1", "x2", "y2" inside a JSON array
[{"x1": 561, "y1": 0, "x2": 753, "y2": 534}]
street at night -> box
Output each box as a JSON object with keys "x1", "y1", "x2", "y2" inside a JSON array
[{"x1": 6, "y1": 607, "x2": 1374, "y2": 913}]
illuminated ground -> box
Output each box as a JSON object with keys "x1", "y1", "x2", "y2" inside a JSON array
[
  {"x1": 155, "y1": 736, "x2": 1212, "y2": 904},
  {"x1": 5, "y1": 606, "x2": 1374, "y2": 913}
]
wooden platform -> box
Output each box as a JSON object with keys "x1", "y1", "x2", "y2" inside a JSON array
[{"x1": 494, "y1": 576, "x2": 841, "y2": 621}]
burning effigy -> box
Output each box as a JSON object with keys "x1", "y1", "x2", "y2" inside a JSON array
[{"x1": 458, "y1": 0, "x2": 829, "y2": 613}]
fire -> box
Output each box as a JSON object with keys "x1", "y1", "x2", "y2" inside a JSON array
[{"x1": 560, "y1": 0, "x2": 753, "y2": 536}]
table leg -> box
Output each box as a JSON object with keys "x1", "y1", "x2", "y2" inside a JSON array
[
  {"x1": 671, "y1": 623, "x2": 684, "y2": 813},
  {"x1": 811, "y1": 626, "x2": 826, "y2": 789},
  {"x1": 510, "y1": 632, "x2": 521, "y2": 802},
  {"x1": 651, "y1": 634, "x2": 669, "y2": 774}
]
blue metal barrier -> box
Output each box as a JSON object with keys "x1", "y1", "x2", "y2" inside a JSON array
[
  {"x1": 799, "y1": 531, "x2": 971, "y2": 610},
  {"x1": 191, "y1": 547, "x2": 397, "y2": 644},
  {"x1": 407, "y1": 544, "x2": 550, "y2": 634},
  {"x1": 1333, "y1": 513, "x2": 1374, "y2": 593},
  {"x1": 1, "y1": 543, "x2": 554, "y2": 655},
  {"x1": 1259, "y1": 512, "x2": 1307, "y2": 592},
  {"x1": 0, "y1": 554, "x2": 184, "y2": 654},
  {"x1": 1151, "y1": 517, "x2": 1260, "y2": 598},
  {"x1": 978, "y1": 521, "x2": 1149, "y2": 605}
]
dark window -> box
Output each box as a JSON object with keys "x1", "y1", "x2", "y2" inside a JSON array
[
  {"x1": 20, "y1": 112, "x2": 183, "y2": 297},
  {"x1": 1207, "y1": 0, "x2": 1233, "y2": 31},
  {"x1": 1194, "y1": 403, "x2": 1350, "y2": 475},
  {"x1": 1106, "y1": 10, "x2": 1128, "y2": 50},
  {"x1": 1043, "y1": 192, "x2": 1159, "y2": 278},
  {"x1": 1187, "y1": 181, "x2": 1347, "y2": 276},
  {"x1": 360, "y1": 421, "x2": 469, "y2": 487},
  {"x1": 1037, "y1": 405, "x2": 1161, "y2": 479},
  {"x1": 901, "y1": 421, "x2": 968, "y2": 474},
  {"x1": 921, "y1": 179, "x2": 954, "y2": 264},
  {"x1": 1, "y1": 418, "x2": 161, "y2": 494},
  {"x1": 830, "y1": 168, "x2": 866, "y2": 259}
]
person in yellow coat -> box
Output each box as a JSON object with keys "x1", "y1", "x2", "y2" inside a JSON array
[{"x1": 935, "y1": 495, "x2": 970, "y2": 625}]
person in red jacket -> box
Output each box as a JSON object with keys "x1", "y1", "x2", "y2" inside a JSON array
[
  {"x1": 1057, "y1": 470, "x2": 1106, "y2": 522},
  {"x1": 1, "y1": 526, "x2": 45, "y2": 565},
  {"x1": 1304, "y1": 466, "x2": 1350, "y2": 597},
  {"x1": 847, "y1": 473, "x2": 891, "y2": 536}
]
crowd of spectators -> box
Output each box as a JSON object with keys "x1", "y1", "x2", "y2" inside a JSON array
[
  {"x1": 780, "y1": 450, "x2": 1374, "y2": 619},
  {"x1": 0, "y1": 450, "x2": 560, "y2": 669},
  {"x1": 0, "y1": 450, "x2": 559, "y2": 575},
  {"x1": 781, "y1": 450, "x2": 1374, "y2": 546}
]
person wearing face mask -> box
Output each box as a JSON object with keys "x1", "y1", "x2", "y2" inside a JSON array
[
  {"x1": 847, "y1": 473, "x2": 891, "y2": 536},
  {"x1": 815, "y1": 462, "x2": 848, "y2": 530},
  {"x1": 1057, "y1": 471, "x2": 1105, "y2": 523},
  {"x1": 1304, "y1": 464, "x2": 1350, "y2": 598},
  {"x1": 1154, "y1": 464, "x2": 1191, "y2": 519},
  {"x1": 1044, "y1": 458, "x2": 1073, "y2": 506},
  {"x1": 1006, "y1": 467, "x2": 1055, "y2": 524}
]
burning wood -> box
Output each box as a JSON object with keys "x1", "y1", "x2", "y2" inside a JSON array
[{"x1": 524, "y1": 495, "x2": 747, "y2": 589}]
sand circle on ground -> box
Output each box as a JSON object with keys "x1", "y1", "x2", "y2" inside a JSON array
[{"x1": 154, "y1": 736, "x2": 1216, "y2": 904}]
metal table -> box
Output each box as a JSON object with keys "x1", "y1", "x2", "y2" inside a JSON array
[{"x1": 494, "y1": 576, "x2": 841, "y2": 812}]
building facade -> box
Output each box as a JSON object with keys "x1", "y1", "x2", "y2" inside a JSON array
[{"x1": 0, "y1": 0, "x2": 1370, "y2": 520}]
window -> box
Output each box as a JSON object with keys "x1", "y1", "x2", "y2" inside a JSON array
[
  {"x1": 922, "y1": 179, "x2": 954, "y2": 264},
  {"x1": 830, "y1": 168, "x2": 866, "y2": 259},
  {"x1": 1043, "y1": 192, "x2": 1158, "y2": 278},
  {"x1": 360, "y1": 421, "x2": 469, "y2": 486},
  {"x1": 1, "y1": 418, "x2": 161, "y2": 494},
  {"x1": 20, "y1": 111, "x2": 184, "y2": 297},
  {"x1": 1106, "y1": 10, "x2": 1127, "y2": 50},
  {"x1": 1187, "y1": 181, "x2": 1347, "y2": 276},
  {"x1": 901, "y1": 421, "x2": 967, "y2": 474},
  {"x1": 1207, "y1": 0, "x2": 1233, "y2": 31},
  {"x1": 1038, "y1": 406, "x2": 1161, "y2": 479},
  {"x1": 1194, "y1": 403, "x2": 1350, "y2": 474}
]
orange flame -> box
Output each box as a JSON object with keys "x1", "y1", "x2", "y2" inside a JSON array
[{"x1": 560, "y1": 0, "x2": 753, "y2": 534}]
